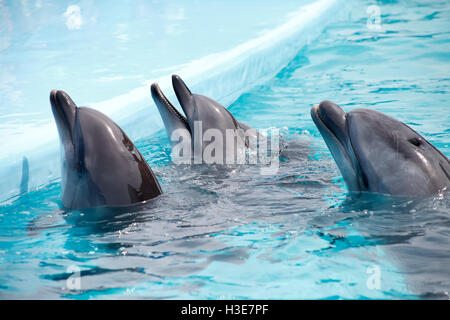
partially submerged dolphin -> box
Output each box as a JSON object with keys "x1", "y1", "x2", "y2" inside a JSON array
[
  {"x1": 311, "y1": 101, "x2": 450, "y2": 196},
  {"x1": 150, "y1": 75, "x2": 257, "y2": 163},
  {"x1": 50, "y1": 90, "x2": 162, "y2": 210}
]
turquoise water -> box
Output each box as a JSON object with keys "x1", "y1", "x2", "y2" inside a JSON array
[{"x1": 1, "y1": 0, "x2": 449, "y2": 299}]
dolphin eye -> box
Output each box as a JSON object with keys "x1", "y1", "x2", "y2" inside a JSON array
[{"x1": 408, "y1": 137, "x2": 421, "y2": 147}]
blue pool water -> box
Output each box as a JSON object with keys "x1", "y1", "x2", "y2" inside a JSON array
[{"x1": 1, "y1": 0, "x2": 449, "y2": 299}]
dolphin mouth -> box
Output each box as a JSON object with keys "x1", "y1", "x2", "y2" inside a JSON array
[
  {"x1": 311, "y1": 101, "x2": 366, "y2": 192},
  {"x1": 150, "y1": 80, "x2": 190, "y2": 134}
]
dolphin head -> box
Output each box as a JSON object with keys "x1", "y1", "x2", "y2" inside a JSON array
[
  {"x1": 50, "y1": 90, "x2": 162, "y2": 209},
  {"x1": 311, "y1": 101, "x2": 450, "y2": 196},
  {"x1": 150, "y1": 75, "x2": 239, "y2": 146}
]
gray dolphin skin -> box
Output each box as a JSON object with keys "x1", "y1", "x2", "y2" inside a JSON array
[
  {"x1": 50, "y1": 90, "x2": 162, "y2": 210},
  {"x1": 311, "y1": 101, "x2": 450, "y2": 196},
  {"x1": 150, "y1": 75, "x2": 256, "y2": 159}
]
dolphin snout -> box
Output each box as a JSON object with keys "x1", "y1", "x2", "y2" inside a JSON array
[
  {"x1": 50, "y1": 89, "x2": 59, "y2": 107},
  {"x1": 150, "y1": 83, "x2": 164, "y2": 106},
  {"x1": 150, "y1": 80, "x2": 190, "y2": 137},
  {"x1": 50, "y1": 89, "x2": 77, "y2": 142},
  {"x1": 172, "y1": 74, "x2": 192, "y2": 96},
  {"x1": 50, "y1": 90, "x2": 77, "y2": 112},
  {"x1": 172, "y1": 74, "x2": 195, "y2": 120},
  {"x1": 315, "y1": 100, "x2": 348, "y2": 146}
]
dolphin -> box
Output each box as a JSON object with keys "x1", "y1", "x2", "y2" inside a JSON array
[
  {"x1": 50, "y1": 90, "x2": 162, "y2": 210},
  {"x1": 150, "y1": 75, "x2": 257, "y2": 163},
  {"x1": 311, "y1": 100, "x2": 450, "y2": 196}
]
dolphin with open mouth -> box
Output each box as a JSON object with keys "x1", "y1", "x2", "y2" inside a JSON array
[
  {"x1": 150, "y1": 75, "x2": 257, "y2": 163},
  {"x1": 311, "y1": 100, "x2": 449, "y2": 196},
  {"x1": 50, "y1": 90, "x2": 162, "y2": 210}
]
